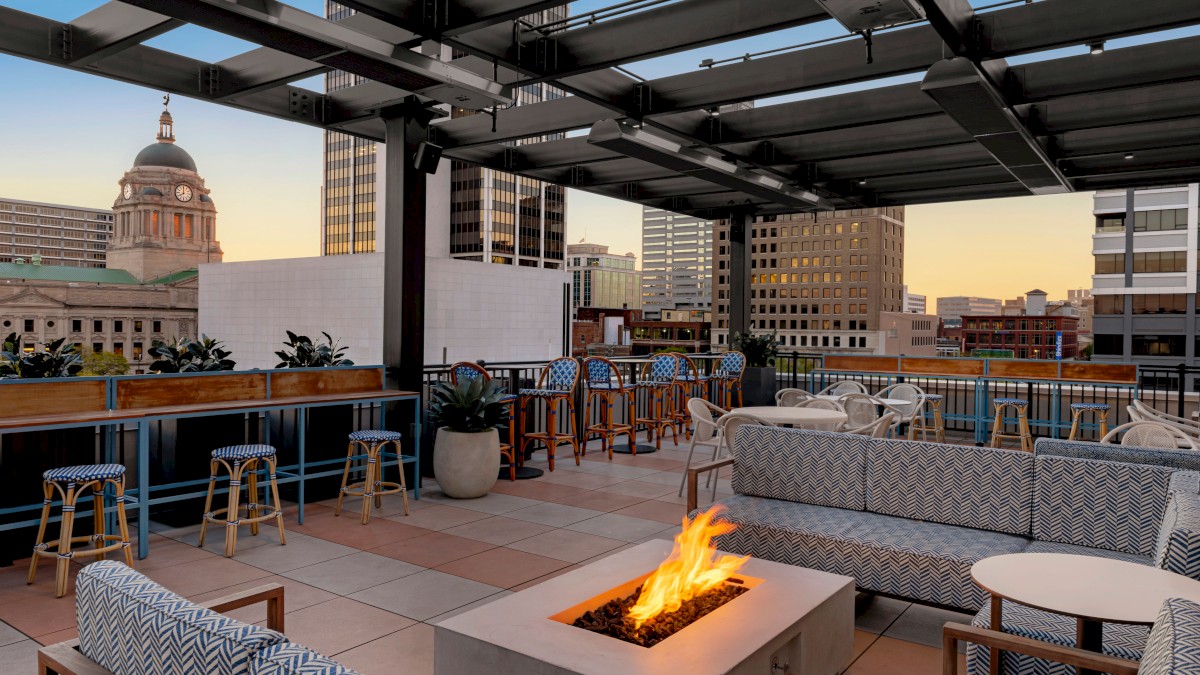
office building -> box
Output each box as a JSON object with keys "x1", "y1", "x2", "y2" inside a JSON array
[
  {"x1": 962, "y1": 289, "x2": 1079, "y2": 359},
  {"x1": 902, "y1": 286, "x2": 926, "y2": 314},
  {"x1": 321, "y1": 2, "x2": 567, "y2": 268},
  {"x1": 877, "y1": 311, "x2": 937, "y2": 356},
  {"x1": 0, "y1": 198, "x2": 112, "y2": 268},
  {"x1": 711, "y1": 207, "x2": 906, "y2": 352},
  {"x1": 936, "y1": 296, "x2": 1002, "y2": 322},
  {"x1": 568, "y1": 242, "x2": 640, "y2": 313},
  {"x1": 1091, "y1": 184, "x2": 1199, "y2": 386},
  {"x1": 641, "y1": 207, "x2": 712, "y2": 319},
  {"x1": 630, "y1": 309, "x2": 712, "y2": 355}
]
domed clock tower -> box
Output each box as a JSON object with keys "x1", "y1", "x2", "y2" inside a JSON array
[{"x1": 110, "y1": 99, "x2": 223, "y2": 281}]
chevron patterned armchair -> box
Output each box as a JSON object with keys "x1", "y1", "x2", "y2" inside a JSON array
[
  {"x1": 688, "y1": 427, "x2": 1200, "y2": 675},
  {"x1": 37, "y1": 561, "x2": 360, "y2": 675}
]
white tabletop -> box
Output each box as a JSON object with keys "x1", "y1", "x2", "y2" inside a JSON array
[
  {"x1": 734, "y1": 406, "x2": 848, "y2": 427},
  {"x1": 814, "y1": 394, "x2": 912, "y2": 407},
  {"x1": 972, "y1": 553, "x2": 1200, "y2": 625}
]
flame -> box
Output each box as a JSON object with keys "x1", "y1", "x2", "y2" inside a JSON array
[{"x1": 627, "y1": 505, "x2": 748, "y2": 629}]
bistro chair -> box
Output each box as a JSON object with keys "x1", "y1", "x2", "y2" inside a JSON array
[
  {"x1": 843, "y1": 412, "x2": 897, "y2": 438},
  {"x1": 989, "y1": 398, "x2": 1033, "y2": 452},
  {"x1": 582, "y1": 356, "x2": 636, "y2": 460},
  {"x1": 711, "y1": 351, "x2": 747, "y2": 408},
  {"x1": 707, "y1": 412, "x2": 773, "y2": 502},
  {"x1": 1102, "y1": 421, "x2": 1199, "y2": 450},
  {"x1": 679, "y1": 398, "x2": 728, "y2": 497},
  {"x1": 795, "y1": 398, "x2": 846, "y2": 432},
  {"x1": 1129, "y1": 400, "x2": 1200, "y2": 439},
  {"x1": 876, "y1": 382, "x2": 926, "y2": 437},
  {"x1": 519, "y1": 357, "x2": 581, "y2": 471},
  {"x1": 671, "y1": 354, "x2": 708, "y2": 439},
  {"x1": 1067, "y1": 402, "x2": 1111, "y2": 441},
  {"x1": 451, "y1": 361, "x2": 521, "y2": 480},
  {"x1": 199, "y1": 444, "x2": 286, "y2": 559},
  {"x1": 775, "y1": 388, "x2": 815, "y2": 406},
  {"x1": 28, "y1": 463, "x2": 134, "y2": 598},
  {"x1": 910, "y1": 393, "x2": 945, "y2": 443},
  {"x1": 635, "y1": 353, "x2": 681, "y2": 452},
  {"x1": 335, "y1": 430, "x2": 408, "y2": 524},
  {"x1": 815, "y1": 380, "x2": 868, "y2": 397}
]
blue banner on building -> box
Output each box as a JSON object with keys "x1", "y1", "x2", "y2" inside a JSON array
[{"x1": 1055, "y1": 331, "x2": 1063, "y2": 360}]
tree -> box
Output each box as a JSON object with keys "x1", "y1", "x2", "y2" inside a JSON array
[{"x1": 81, "y1": 351, "x2": 130, "y2": 376}]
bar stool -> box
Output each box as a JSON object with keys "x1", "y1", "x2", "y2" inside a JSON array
[
  {"x1": 451, "y1": 362, "x2": 520, "y2": 480},
  {"x1": 635, "y1": 354, "x2": 680, "y2": 452},
  {"x1": 711, "y1": 351, "x2": 746, "y2": 408},
  {"x1": 519, "y1": 357, "x2": 581, "y2": 471},
  {"x1": 29, "y1": 464, "x2": 133, "y2": 598},
  {"x1": 910, "y1": 394, "x2": 945, "y2": 443},
  {"x1": 990, "y1": 398, "x2": 1033, "y2": 452},
  {"x1": 336, "y1": 430, "x2": 408, "y2": 523},
  {"x1": 582, "y1": 356, "x2": 636, "y2": 459},
  {"x1": 199, "y1": 445, "x2": 286, "y2": 558},
  {"x1": 1068, "y1": 402, "x2": 1111, "y2": 441},
  {"x1": 670, "y1": 354, "x2": 708, "y2": 440}
]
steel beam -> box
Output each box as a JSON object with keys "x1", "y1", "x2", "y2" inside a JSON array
[
  {"x1": 913, "y1": 0, "x2": 975, "y2": 58},
  {"x1": 68, "y1": 2, "x2": 182, "y2": 66},
  {"x1": 728, "y1": 212, "x2": 752, "y2": 338},
  {"x1": 213, "y1": 49, "x2": 329, "y2": 102}
]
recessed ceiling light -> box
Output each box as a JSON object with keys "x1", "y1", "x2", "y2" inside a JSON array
[
  {"x1": 1124, "y1": 153, "x2": 1135, "y2": 160},
  {"x1": 1089, "y1": 41, "x2": 1105, "y2": 55},
  {"x1": 858, "y1": 179, "x2": 868, "y2": 186}
]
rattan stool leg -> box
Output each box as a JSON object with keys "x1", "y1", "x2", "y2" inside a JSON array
[
  {"x1": 247, "y1": 462, "x2": 260, "y2": 537},
  {"x1": 1099, "y1": 414, "x2": 1109, "y2": 438},
  {"x1": 1019, "y1": 408, "x2": 1032, "y2": 452},
  {"x1": 54, "y1": 483, "x2": 77, "y2": 598},
  {"x1": 335, "y1": 442, "x2": 356, "y2": 517},
  {"x1": 990, "y1": 404, "x2": 1004, "y2": 448},
  {"x1": 198, "y1": 459, "x2": 218, "y2": 548},
  {"x1": 568, "y1": 399, "x2": 581, "y2": 465},
  {"x1": 391, "y1": 440, "x2": 409, "y2": 516},
  {"x1": 93, "y1": 492, "x2": 107, "y2": 561},
  {"x1": 224, "y1": 460, "x2": 243, "y2": 558},
  {"x1": 114, "y1": 479, "x2": 134, "y2": 568},
  {"x1": 374, "y1": 443, "x2": 385, "y2": 510},
  {"x1": 1068, "y1": 408, "x2": 1082, "y2": 441},
  {"x1": 27, "y1": 481, "x2": 53, "y2": 585},
  {"x1": 545, "y1": 400, "x2": 558, "y2": 472},
  {"x1": 268, "y1": 457, "x2": 286, "y2": 545},
  {"x1": 361, "y1": 443, "x2": 376, "y2": 525}
]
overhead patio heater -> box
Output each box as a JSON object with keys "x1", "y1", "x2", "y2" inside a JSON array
[{"x1": 813, "y1": 0, "x2": 926, "y2": 32}]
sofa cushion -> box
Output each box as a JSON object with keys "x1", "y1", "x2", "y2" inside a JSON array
[
  {"x1": 75, "y1": 561, "x2": 286, "y2": 675},
  {"x1": 1033, "y1": 455, "x2": 1176, "y2": 556},
  {"x1": 731, "y1": 427, "x2": 868, "y2": 511},
  {"x1": 1024, "y1": 540, "x2": 1153, "y2": 566},
  {"x1": 865, "y1": 439, "x2": 1033, "y2": 535},
  {"x1": 1140, "y1": 598, "x2": 1200, "y2": 674},
  {"x1": 251, "y1": 643, "x2": 360, "y2": 675},
  {"x1": 1035, "y1": 438, "x2": 1200, "y2": 471},
  {"x1": 1154, "y1": 491, "x2": 1200, "y2": 581},
  {"x1": 710, "y1": 494, "x2": 1028, "y2": 611},
  {"x1": 965, "y1": 599, "x2": 1147, "y2": 675}
]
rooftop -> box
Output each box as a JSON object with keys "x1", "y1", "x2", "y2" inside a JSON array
[{"x1": 0, "y1": 263, "x2": 140, "y2": 285}]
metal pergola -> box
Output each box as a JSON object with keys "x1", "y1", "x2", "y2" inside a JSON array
[{"x1": 3, "y1": 0, "x2": 1199, "y2": 384}]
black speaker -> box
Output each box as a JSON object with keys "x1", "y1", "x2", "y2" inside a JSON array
[{"x1": 413, "y1": 141, "x2": 443, "y2": 174}]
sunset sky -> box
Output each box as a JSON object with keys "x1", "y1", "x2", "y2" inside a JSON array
[{"x1": 2, "y1": 0, "x2": 1180, "y2": 303}]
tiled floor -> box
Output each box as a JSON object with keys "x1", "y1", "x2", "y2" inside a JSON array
[{"x1": 0, "y1": 437, "x2": 973, "y2": 673}]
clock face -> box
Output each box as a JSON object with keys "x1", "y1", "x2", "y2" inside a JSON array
[
  {"x1": 175, "y1": 184, "x2": 193, "y2": 202},
  {"x1": 123, "y1": 183, "x2": 133, "y2": 199}
]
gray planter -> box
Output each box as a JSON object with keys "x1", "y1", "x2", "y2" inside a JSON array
[{"x1": 741, "y1": 366, "x2": 778, "y2": 407}]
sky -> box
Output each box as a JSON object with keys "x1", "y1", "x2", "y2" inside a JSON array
[{"x1": 0, "y1": 1, "x2": 1191, "y2": 302}]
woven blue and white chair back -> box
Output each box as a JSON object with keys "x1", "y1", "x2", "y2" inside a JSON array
[
  {"x1": 450, "y1": 361, "x2": 489, "y2": 385},
  {"x1": 719, "y1": 351, "x2": 746, "y2": 377},
  {"x1": 646, "y1": 354, "x2": 680, "y2": 383},
  {"x1": 543, "y1": 357, "x2": 579, "y2": 392},
  {"x1": 584, "y1": 357, "x2": 615, "y2": 385}
]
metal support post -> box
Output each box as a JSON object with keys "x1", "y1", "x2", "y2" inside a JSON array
[{"x1": 728, "y1": 211, "x2": 753, "y2": 339}]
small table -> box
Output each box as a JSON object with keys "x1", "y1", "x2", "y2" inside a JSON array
[
  {"x1": 972, "y1": 553, "x2": 1200, "y2": 675},
  {"x1": 814, "y1": 394, "x2": 912, "y2": 407},
  {"x1": 733, "y1": 406, "x2": 848, "y2": 428}
]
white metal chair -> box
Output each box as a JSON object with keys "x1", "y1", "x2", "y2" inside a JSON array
[
  {"x1": 843, "y1": 412, "x2": 897, "y2": 438},
  {"x1": 876, "y1": 382, "x2": 927, "y2": 430},
  {"x1": 1131, "y1": 400, "x2": 1200, "y2": 437},
  {"x1": 795, "y1": 398, "x2": 846, "y2": 431},
  {"x1": 815, "y1": 380, "x2": 867, "y2": 397},
  {"x1": 708, "y1": 412, "x2": 773, "y2": 501},
  {"x1": 1101, "y1": 421, "x2": 1199, "y2": 450},
  {"x1": 775, "y1": 388, "x2": 814, "y2": 407},
  {"x1": 678, "y1": 398, "x2": 728, "y2": 497},
  {"x1": 839, "y1": 393, "x2": 882, "y2": 429}
]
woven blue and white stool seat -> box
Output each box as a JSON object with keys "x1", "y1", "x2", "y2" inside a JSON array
[
  {"x1": 519, "y1": 387, "x2": 572, "y2": 396},
  {"x1": 43, "y1": 464, "x2": 125, "y2": 483},
  {"x1": 923, "y1": 394, "x2": 944, "y2": 402},
  {"x1": 212, "y1": 444, "x2": 277, "y2": 461},
  {"x1": 1070, "y1": 402, "x2": 1111, "y2": 411},
  {"x1": 588, "y1": 382, "x2": 635, "y2": 391},
  {"x1": 499, "y1": 393, "x2": 519, "y2": 402},
  {"x1": 993, "y1": 397, "x2": 1028, "y2": 406},
  {"x1": 677, "y1": 374, "x2": 709, "y2": 382},
  {"x1": 348, "y1": 429, "x2": 402, "y2": 443}
]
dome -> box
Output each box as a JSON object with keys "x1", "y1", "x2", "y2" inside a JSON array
[
  {"x1": 141, "y1": 186, "x2": 163, "y2": 196},
  {"x1": 133, "y1": 142, "x2": 197, "y2": 172},
  {"x1": 199, "y1": 194, "x2": 213, "y2": 203}
]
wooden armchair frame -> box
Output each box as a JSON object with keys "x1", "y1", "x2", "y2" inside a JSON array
[
  {"x1": 941, "y1": 623, "x2": 1139, "y2": 675},
  {"x1": 37, "y1": 583, "x2": 285, "y2": 675}
]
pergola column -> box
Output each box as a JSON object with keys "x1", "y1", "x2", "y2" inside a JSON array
[
  {"x1": 381, "y1": 100, "x2": 433, "y2": 392},
  {"x1": 728, "y1": 211, "x2": 754, "y2": 339}
]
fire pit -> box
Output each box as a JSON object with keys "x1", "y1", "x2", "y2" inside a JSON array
[{"x1": 435, "y1": 515, "x2": 854, "y2": 674}]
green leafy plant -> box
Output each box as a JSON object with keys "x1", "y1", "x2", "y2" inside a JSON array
[
  {"x1": 0, "y1": 333, "x2": 83, "y2": 378},
  {"x1": 275, "y1": 331, "x2": 354, "y2": 368},
  {"x1": 732, "y1": 330, "x2": 779, "y2": 368},
  {"x1": 429, "y1": 377, "x2": 508, "y2": 433},
  {"x1": 148, "y1": 335, "x2": 236, "y2": 373},
  {"x1": 653, "y1": 346, "x2": 688, "y2": 354},
  {"x1": 81, "y1": 350, "x2": 130, "y2": 376}
]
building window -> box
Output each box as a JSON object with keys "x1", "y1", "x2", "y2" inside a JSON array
[
  {"x1": 1095, "y1": 215, "x2": 1125, "y2": 233},
  {"x1": 72, "y1": 319, "x2": 82, "y2": 332},
  {"x1": 1133, "y1": 208, "x2": 1189, "y2": 232},
  {"x1": 1094, "y1": 295, "x2": 1124, "y2": 315},
  {"x1": 1093, "y1": 254, "x2": 1125, "y2": 275},
  {"x1": 1132, "y1": 335, "x2": 1185, "y2": 357},
  {"x1": 92, "y1": 342, "x2": 103, "y2": 353},
  {"x1": 114, "y1": 320, "x2": 124, "y2": 332},
  {"x1": 93, "y1": 319, "x2": 103, "y2": 332},
  {"x1": 153, "y1": 320, "x2": 162, "y2": 333},
  {"x1": 23, "y1": 319, "x2": 33, "y2": 332},
  {"x1": 1132, "y1": 251, "x2": 1188, "y2": 274},
  {"x1": 1132, "y1": 294, "x2": 1187, "y2": 314},
  {"x1": 113, "y1": 343, "x2": 124, "y2": 356},
  {"x1": 134, "y1": 320, "x2": 143, "y2": 332}
]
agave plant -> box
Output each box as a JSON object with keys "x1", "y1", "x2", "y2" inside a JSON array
[
  {"x1": 148, "y1": 335, "x2": 236, "y2": 373},
  {"x1": 275, "y1": 331, "x2": 354, "y2": 368},
  {"x1": 0, "y1": 333, "x2": 83, "y2": 379},
  {"x1": 429, "y1": 377, "x2": 508, "y2": 434}
]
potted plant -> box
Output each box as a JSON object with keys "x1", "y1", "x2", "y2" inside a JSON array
[
  {"x1": 275, "y1": 331, "x2": 354, "y2": 368},
  {"x1": 430, "y1": 377, "x2": 508, "y2": 498},
  {"x1": 0, "y1": 333, "x2": 82, "y2": 378},
  {"x1": 148, "y1": 335, "x2": 236, "y2": 372},
  {"x1": 732, "y1": 330, "x2": 780, "y2": 406}
]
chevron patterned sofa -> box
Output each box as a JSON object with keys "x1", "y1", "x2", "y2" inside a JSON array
[
  {"x1": 703, "y1": 427, "x2": 1200, "y2": 675},
  {"x1": 38, "y1": 561, "x2": 360, "y2": 675}
]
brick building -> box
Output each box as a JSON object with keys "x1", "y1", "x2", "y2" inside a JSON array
[{"x1": 962, "y1": 314, "x2": 1080, "y2": 360}]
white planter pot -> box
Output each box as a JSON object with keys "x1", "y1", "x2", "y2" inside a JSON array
[{"x1": 433, "y1": 428, "x2": 500, "y2": 499}]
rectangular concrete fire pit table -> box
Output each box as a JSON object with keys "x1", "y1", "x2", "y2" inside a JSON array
[{"x1": 434, "y1": 540, "x2": 855, "y2": 675}]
